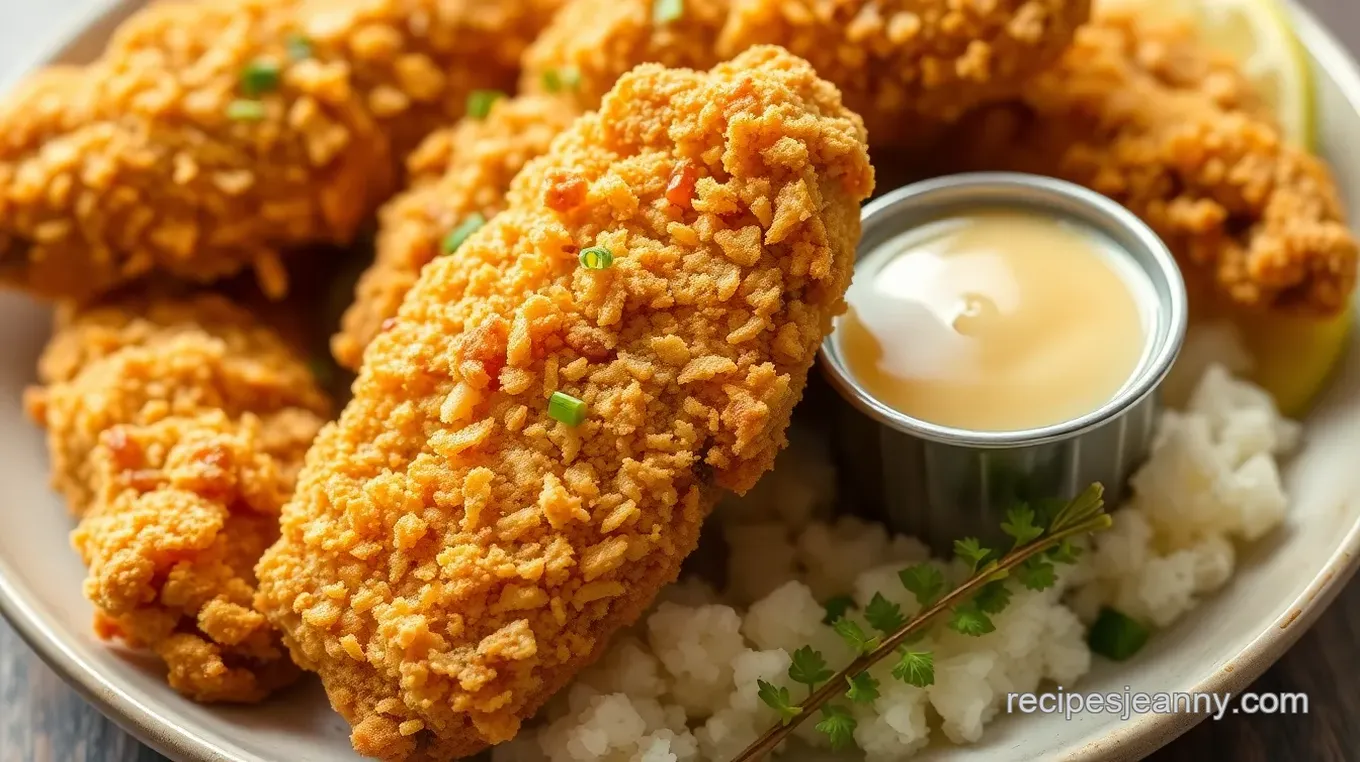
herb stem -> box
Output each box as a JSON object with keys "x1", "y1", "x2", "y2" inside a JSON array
[{"x1": 729, "y1": 513, "x2": 1110, "y2": 762}]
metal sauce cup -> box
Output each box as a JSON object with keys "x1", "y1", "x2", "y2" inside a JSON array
[{"x1": 820, "y1": 173, "x2": 1187, "y2": 553}]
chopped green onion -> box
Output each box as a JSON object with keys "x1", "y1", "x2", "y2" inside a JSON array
[
  {"x1": 285, "y1": 34, "x2": 313, "y2": 61},
  {"x1": 578, "y1": 246, "x2": 614, "y2": 270},
  {"x1": 466, "y1": 89, "x2": 505, "y2": 119},
  {"x1": 441, "y1": 213, "x2": 486, "y2": 255},
  {"x1": 240, "y1": 59, "x2": 282, "y2": 97},
  {"x1": 548, "y1": 391, "x2": 588, "y2": 426},
  {"x1": 226, "y1": 99, "x2": 268, "y2": 121},
  {"x1": 652, "y1": 0, "x2": 684, "y2": 25},
  {"x1": 1088, "y1": 607, "x2": 1150, "y2": 661},
  {"x1": 542, "y1": 67, "x2": 581, "y2": 94}
]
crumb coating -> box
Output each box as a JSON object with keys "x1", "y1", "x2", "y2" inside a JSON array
[
  {"x1": 520, "y1": 0, "x2": 732, "y2": 109},
  {"x1": 0, "y1": 0, "x2": 558, "y2": 301},
  {"x1": 942, "y1": 14, "x2": 1358, "y2": 315},
  {"x1": 257, "y1": 47, "x2": 873, "y2": 760},
  {"x1": 26, "y1": 294, "x2": 331, "y2": 702},
  {"x1": 719, "y1": 0, "x2": 1091, "y2": 144},
  {"x1": 521, "y1": 0, "x2": 1090, "y2": 146},
  {"x1": 333, "y1": 94, "x2": 582, "y2": 370}
]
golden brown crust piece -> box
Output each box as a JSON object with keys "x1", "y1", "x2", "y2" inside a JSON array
[
  {"x1": 719, "y1": 0, "x2": 1091, "y2": 145},
  {"x1": 257, "y1": 47, "x2": 873, "y2": 759},
  {"x1": 938, "y1": 14, "x2": 1358, "y2": 315},
  {"x1": 521, "y1": 0, "x2": 1091, "y2": 146},
  {"x1": 332, "y1": 94, "x2": 582, "y2": 370},
  {"x1": 520, "y1": 0, "x2": 732, "y2": 108},
  {"x1": 26, "y1": 294, "x2": 331, "y2": 702},
  {"x1": 0, "y1": 0, "x2": 558, "y2": 302}
]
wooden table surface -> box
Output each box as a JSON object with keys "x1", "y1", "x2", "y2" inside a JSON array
[{"x1": 2, "y1": 1, "x2": 1360, "y2": 760}]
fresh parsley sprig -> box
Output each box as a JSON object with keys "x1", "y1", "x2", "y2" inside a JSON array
[{"x1": 737, "y1": 483, "x2": 1111, "y2": 762}]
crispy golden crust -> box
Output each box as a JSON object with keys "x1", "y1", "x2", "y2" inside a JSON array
[
  {"x1": 719, "y1": 0, "x2": 1091, "y2": 145},
  {"x1": 939, "y1": 14, "x2": 1358, "y2": 315},
  {"x1": 333, "y1": 94, "x2": 582, "y2": 370},
  {"x1": 30, "y1": 295, "x2": 330, "y2": 513},
  {"x1": 520, "y1": 0, "x2": 732, "y2": 108},
  {"x1": 0, "y1": 0, "x2": 558, "y2": 302},
  {"x1": 521, "y1": 0, "x2": 1090, "y2": 146},
  {"x1": 26, "y1": 294, "x2": 331, "y2": 702},
  {"x1": 257, "y1": 47, "x2": 873, "y2": 759}
]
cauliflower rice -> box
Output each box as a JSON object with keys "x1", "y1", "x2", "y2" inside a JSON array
[{"x1": 492, "y1": 327, "x2": 1299, "y2": 762}]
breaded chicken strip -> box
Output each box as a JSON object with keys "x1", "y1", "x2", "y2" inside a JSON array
[
  {"x1": 939, "y1": 14, "x2": 1357, "y2": 315},
  {"x1": 720, "y1": 0, "x2": 1092, "y2": 144},
  {"x1": 0, "y1": 0, "x2": 558, "y2": 302},
  {"x1": 257, "y1": 47, "x2": 873, "y2": 759},
  {"x1": 520, "y1": 0, "x2": 731, "y2": 108},
  {"x1": 25, "y1": 294, "x2": 331, "y2": 702},
  {"x1": 332, "y1": 94, "x2": 581, "y2": 370},
  {"x1": 521, "y1": 0, "x2": 1090, "y2": 146}
]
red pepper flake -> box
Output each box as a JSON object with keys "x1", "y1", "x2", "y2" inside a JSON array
[
  {"x1": 665, "y1": 160, "x2": 698, "y2": 208},
  {"x1": 545, "y1": 171, "x2": 587, "y2": 212},
  {"x1": 100, "y1": 427, "x2": 142, "y2": 470},
  {"x1": 381, "y1": 317, "x2": 399, "y2": 333}
]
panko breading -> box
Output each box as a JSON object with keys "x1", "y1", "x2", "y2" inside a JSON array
[
  {"x1": 520, "y1": 0, "x2": 731, "y2": 108},
  {"x1": 256, "y1": 47, "x2": 873, "y2": 760},
  {"x1": 719, "y1": 0, "x2": 1092, "y2": 144},
  {"x1": 0, "y1": 0, "x2": 558, "y2": 302},
  {"x1": 521, "y1": 0, "x2": 1091, "y2": 146},
  {"x1": 333, "y1": 94, "x2": 582, "y2": 370},
  {"x1": 25, "y1": 294, "x2": 331, "y2": 702},
  {"x1": 939, "y1": 14, "x2": 1358, "y2": 315}
]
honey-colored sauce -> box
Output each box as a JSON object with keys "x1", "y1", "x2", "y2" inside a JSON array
[{"x1": 836, "y1": 209, "x2": 1151, "y2": 431}]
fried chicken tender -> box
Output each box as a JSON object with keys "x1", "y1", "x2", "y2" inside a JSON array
[
  {"x1": 256, "y1": 47, "x2": 874, "y2": 759},
  {"x1": 0, "y1": 0, "x2": 558, "y2": 302},
  {"x1": 332, "y1": 94, "x2": 582, "y2": 370},
  {"x1": 521, "y1": 0, "x2": 1091, "y2": 146},
  {"x1": 521, "y1": 0, "x2": 731, "y2": 108},
  {"x1": 940, "y1": 14, "x2": 1358, "y2": 315},
  {"x1": 25, "y1": 294, "x2": 331, "y2": 702}
]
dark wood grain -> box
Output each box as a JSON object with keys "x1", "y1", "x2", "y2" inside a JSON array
[{"x1": 2, "y1": 1, "x2": 1359, "y2": 761}]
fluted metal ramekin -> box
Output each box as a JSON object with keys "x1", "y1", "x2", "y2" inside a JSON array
[{"x1": 820, "y1": 173, "x2": 1187, "y2": 553}]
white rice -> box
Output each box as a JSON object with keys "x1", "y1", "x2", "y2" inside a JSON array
[{"x1": 495, "y1": 330, "x2": 1297, "y2": 762}]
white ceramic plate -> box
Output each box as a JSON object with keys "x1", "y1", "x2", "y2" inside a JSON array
[{"x1": 2, "y1": 2, "x2": 1359, "y2": 762}]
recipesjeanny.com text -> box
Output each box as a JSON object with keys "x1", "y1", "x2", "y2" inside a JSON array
[{"x1": 1005, "y1": 686, "x2": 1309, "y2": 721}]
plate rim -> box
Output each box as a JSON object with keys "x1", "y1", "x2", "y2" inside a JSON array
[{"x1": 1, "y1": 2, "x2": 1358, "y2": 762}]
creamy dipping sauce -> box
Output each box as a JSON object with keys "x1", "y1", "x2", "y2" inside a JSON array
[{"x1": 836, "y1": 209, "x2": 1151, "y2": 431}]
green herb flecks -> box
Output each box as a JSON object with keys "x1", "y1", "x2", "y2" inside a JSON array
[
  {"x1": 756, "y1": 680, "x2": 800, "y2": 725},
  {"x1": 240, "y1": 59, "x2": 282, "y2": 97},
  {"x1": 788, "y1": 646, "x2": 833, "y2": 695},
  {"x1": 863, "y1": 593, "x2": 906, "y2": 635},
  {"x1": 226, "y1": 99, "x2": 268, "y2": 121},
  {"x1": 466, "y1": 89, "x2": 505, "y2": 119},
  {"x1": 890, "y1": 650, "x2": 934, "y2": 688},
  {"x1": 815, "y1": 705, "x2": 857, "y2": 751},
  {"x1": 821, "y1": 595, "x2": 855, "y2": 625},
  {"x1": 547, "y1": 391, "x2": 587, "y2": 427},
  {"x1": 833, "y1": 619, "x2": 879, "y2": 656},
  {"x1": 1088, "y1": 607, "x2": 1150, "y2": 661},
  {"x1": 845, "y1": 673, "x2": 880, "y2": 704},
  {"x1": 441, "y1": 213, "x2": 487, "y2": 255},
  {"x1": 578, "y1": 245, "x2": 614, "y2": 270},
  {"x1": 542, "y1": 67, "x2": 581, "y2": 93}
]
